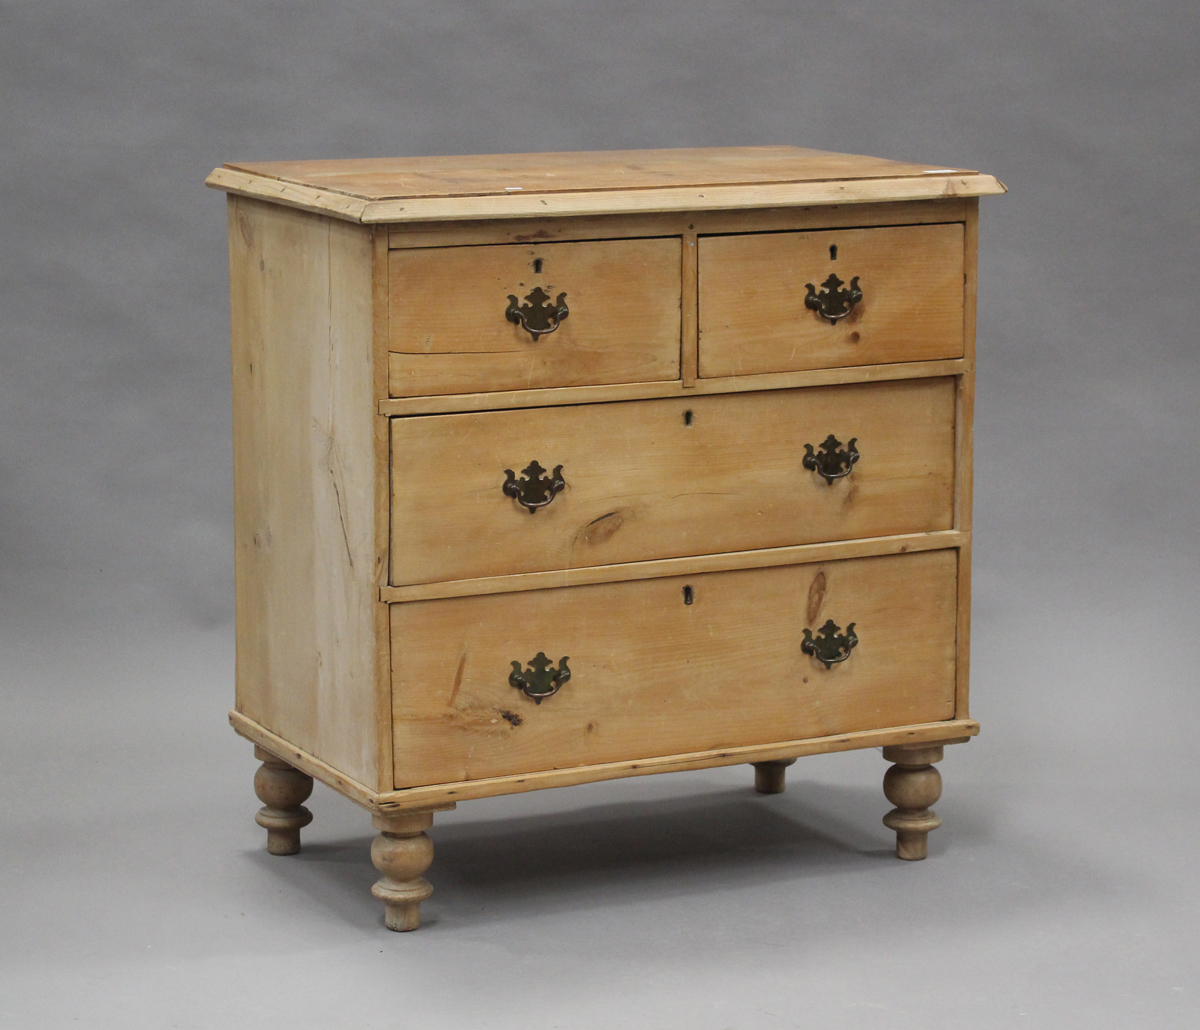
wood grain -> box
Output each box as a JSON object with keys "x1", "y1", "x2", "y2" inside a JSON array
[
  {"x1": 385, "y1": 200, "x2": 970, "y2": 250},
  {"x1": 681, "y1": 232, "x2": 699, "y2": 387},
  {"x1": 237, "y1": 706, "x2": 975, "y2": 813},
  {"x1": 376, "y1": 358, "x2": 967, "y2": 417},
  {"x1": 228, "y1": 197, "x2": 382, "y2": 788},
  {"x1": 380, "y1": 530, "x2": 966, "y2": 604},
  {"x1": 371, "y1": 229, "x2": 395, "y2": 792},
  {"x1": 390, "y1": 378, "x2": 956, "y2": 585},
  {"x1": 359, "y1": 176, "x2": 1003, "y2": 224},
  {"x1": 390, "y1": 550, "x2": 959, "y2": 786},
  {"x1": 207, "y1": 167, "x2": 370, "y2": 222},
  {"x1": 699, "y1": 223, "x2": 965, "y2": 377},
  {"x1": 209, "y1": 154, "x2": 1004, "y2": 224},
  {"x1": 388, "y1": 237, "x2": 681, "y2": 396},
  {"x1": 223, "y1": 146, "x2": 976, "y2": 200},
  {"x1": 230, "y1": 710, "x2": 377, "y2": 809},
  {"x1": 954, "y1": 198, "x2": 980, "y2": 720}
]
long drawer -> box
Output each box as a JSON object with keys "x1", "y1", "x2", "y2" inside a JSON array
[
  {"x1": 388, "y1": 237, "x2": 682, "y2": 396},
  {"x1": 390, "y1": 550, "x2": 959, "y2": 786},
  {"x1": 698, "y1": 223, "x2": 964, "y2": 377},
  {"x1": 390, "y1": 378, "x2": 956, "y2": 585}
]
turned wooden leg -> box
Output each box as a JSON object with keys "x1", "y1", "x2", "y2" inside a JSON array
[
  {"x1": 752, "y1": 758, "x2": 797, "y2": 794},
  {"x1": 370, "y1": 805, "x2": 454, "y2": 931},
  {"x1": 881, "y1": 744, "x2": 944, "y2": 860},
  {"x1": 253, "y1": 746, "x2": 313, "y2": 856}
]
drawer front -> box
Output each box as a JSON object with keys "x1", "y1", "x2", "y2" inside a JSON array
[
  {"x1": 388, "y1": 238, "x2": 682, "y2": 396},
  {"x1": 698, "y1": 223, "x2": 964, "y2": 377},
  {"x1": 391, "y1": 550, "x2": 958, "y2": 786},
  {"x1": 390, "y1": 378, "x2": 955, "y2": 585}
]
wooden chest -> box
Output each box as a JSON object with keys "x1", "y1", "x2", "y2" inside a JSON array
[{"x1": 207, "y1": 146, "x2": 1004, "y2": 930}]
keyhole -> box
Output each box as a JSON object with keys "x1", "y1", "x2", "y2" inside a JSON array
[
  {"x1": 533, "y1": 258, "x2": 543, "y2": 274},
  {"x1": 829, "y1": 244, "x2": 838, "y2": 260},
  {"x1": 683, "y1": 585, "x2": 694, "y2": 605},
  {"x1": 684, "y1": 409, "x2": 694, "y2": 426}
]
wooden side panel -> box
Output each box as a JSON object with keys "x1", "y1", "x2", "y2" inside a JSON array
[
  {"x1": 229, "y1": 197, "x2": 381, "y2": 785},
  {"x1": 699, "y1": 223, "x2": 964, "y2": 377},
  {"x1": 390, "y1": 378, "x2": 956, "y2": 585},
  {"x1": 955, "y1": 198, "x2": 980, "y2": 720},
  {"x1": 391, "y1": 550, "x2": 958, "y2": 786},
  {"x1": 388, "y1": 238, "x2": 681, "y2": 396}
]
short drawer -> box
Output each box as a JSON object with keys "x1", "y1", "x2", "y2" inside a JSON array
[
  {"x1": 698, "y1": 223, "x2": 964, "y2": 377},
  {"x1": 391, "y1": 550, "x2": 958, "y2": 786},
  {"x1": 390, "y1": 377, "x2": 956, "y2": 585},
  {"x1": 388, "y1": 237, "x2": 682, "y2": 396}
]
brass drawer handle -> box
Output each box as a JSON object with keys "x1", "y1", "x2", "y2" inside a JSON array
[
  {"x1": 802, "y1": 619, "x2": 858, "y2": 669},
  {"x1": 510, "y1": 652, "x2": 571, "y2": 703},
  {"x1": 503, "y1": 460, "x2": 565, "y2": 513},
  {"x1": 805, "y1": 273, "x2": 862, "y2": 325},
  {"x1": 506, "y1": 287, "x2": 569, "y2": 340},
  {"x1": 803, "y1": 434, "x2": 860, "y2": 484}
]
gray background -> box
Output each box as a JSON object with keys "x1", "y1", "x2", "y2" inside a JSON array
[{"x1": 2, "y1": 1, "x2": 1198, "y2": 1027}]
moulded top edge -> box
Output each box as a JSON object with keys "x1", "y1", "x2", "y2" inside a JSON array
[{"x1": 206, "y1": 162, "x2": 1005, "y2": 225}]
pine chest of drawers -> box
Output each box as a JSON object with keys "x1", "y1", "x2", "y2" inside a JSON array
[{"x1": 207, "y1": 147, "x2": 1004, "y2": 930}]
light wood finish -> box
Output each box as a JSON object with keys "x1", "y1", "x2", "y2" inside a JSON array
[
  {"x1": 228, "y1": 198, "x2": 383, "y2": 789},
  {"x1": 207, "y1": 166, "x2": 373, "y2": 222},
  {"x1": 681, "y1": 232, "x2": 699, "y2": 387},
  {"x1": 220, "y1": 173, "x2": 1003, "y2": 224},
  {"x1": 378, "y1": 357, "x2": 966, "y2": 418},
  {"x1": 391, "y1": 378, "x2": 955, "y2": 585},
  {"x1": 699, "y1": 224, "x2": 964, "y2": 378},
  {"x1": 215, "y1": 147, "x2": 998, "y2": 927},
  {"x1": 231, "y1": 711, "x2": 378, "y2": 808},
  {"x1": 385, "y1": 199, "x2": 970, "y2": 250},
  {"x1": 390, "y1": 551, "x2": 958, "y2": 787},
  {"x1": 207, "y1": 151, "x2": 1004, "y2": 224},
  {"x1": 371, "y1": 231, "x2": 395, "y2": 793},
  {"x1": 881, "y1": 743, "x2": 945, "y2": 860},
  {"x1": 224, "y1": 146, "x2": 977, "y2": 199},
  {"x1": 753, "y1": 758, "x2": 796, "y2": 795},
  {"x1": 375, "y1": 725, "x2": 976, "y2": 812},
  {"x1": 253, "y1": 746, "x2": 314, "y2": 855},
  {"x1": 380, "y1": 530, "x2": 965, "y2": 604},
  {"x1": 370, "y1": 807, "x2": 453, "y2": 931},
  {"x1": 954, "y1": 199, "x2": 980, "y2": 719},
  {"x1": 346, "y1": 176, "x2": 1007, "y2": 224},
  {"x1": 387, "y1": 237, "x2": 681, "y2": 397},
  {"x1": 238, "y1": 706, "x2": 974, "y2": 813}
]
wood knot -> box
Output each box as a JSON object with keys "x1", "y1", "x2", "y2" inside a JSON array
[
  {"x1": 806, "y1": 570, "x2": 827, "y2": 625},
  {"x1": 579, "y1": 511, "x2": 626, "y2": 546},
  {"x1": 237, "y1": 210, "x2": 255, "y2": 248}
]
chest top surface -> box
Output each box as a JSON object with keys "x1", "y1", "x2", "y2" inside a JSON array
[{"x1": 207, "y1": 145, "x2": 1004, "y2": 223}]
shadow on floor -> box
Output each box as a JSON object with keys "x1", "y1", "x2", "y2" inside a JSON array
[{"x1": 247, "y1": 778, "x2": 998, "y2": 931}]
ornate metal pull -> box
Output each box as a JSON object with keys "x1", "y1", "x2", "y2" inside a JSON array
[
  {"x1": 503, "y1": 460, "x2": 565, "y2": 513},
  {"x1": 509, "y1": 652, "x2": 571, "y2": 703},
  {"x1": 801, "y1": 619, "x2": 858, "y2": 669},
  {"x1": 506, "y1": 287, "x2": 569, "y2": 340},
  {"x1": 805, "y1": 273, "x2": 862, "y2": 325},
  {"x1": 803, "y1": 434, "x2": 860, "y2": 484}
]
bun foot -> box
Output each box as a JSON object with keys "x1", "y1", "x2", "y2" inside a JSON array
[
  {"x1": 881, "y1": 744, "x2": 944, "y2": 860},
  {"x1": 370, "y1": 806, "x2": 453, "y2": 931},
  {"x1": 752, "y1": 758, "x2": 797, "y2": 794},
  {"x1": 253, "y1": 746, "x2": 313, "y2": 856}
]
